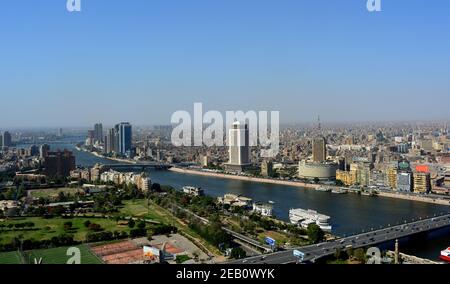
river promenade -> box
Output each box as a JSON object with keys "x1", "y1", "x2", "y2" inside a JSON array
[
  {"x1": 169, "y1": 167, "x2": 450, "y2": 206},
  {"x1": 76, "y1": 146, "x2": 137, "y2": 164},
  {"x1": 169, "y1": 167, "x2": 320, "y2": 189}
]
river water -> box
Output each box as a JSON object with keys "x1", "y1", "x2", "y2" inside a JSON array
[{"x1": 28, "y1": 142, "x2": 450, "y2": 261}]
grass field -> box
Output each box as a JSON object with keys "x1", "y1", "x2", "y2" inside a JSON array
[
  {"x1": 0, "y1": 217, "x2": 131, "y2": 245},
  {"x1": 120, "y1": 199, "x2": 221, "y2": 256},
  {"x1": 29, "y1": 187, "x2": 84, "y2": 199},
  {"x1": 120, "y1": 199, "x2": 172, "y2": 222},
  {"x1": 23, "y1": 245, "x2": 102, "y2": 264},
  {"x1": 0, "y1": 251, "x2": 24, "y2": 264}
]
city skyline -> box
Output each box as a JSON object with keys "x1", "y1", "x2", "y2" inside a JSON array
[{"x1": 1, "y1": 1, "x2": 450, "y2": 128}]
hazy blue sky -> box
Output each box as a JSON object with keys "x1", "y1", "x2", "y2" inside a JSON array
[{"x1": 1, "y1": 0, "x2": 449, "y2": 128}]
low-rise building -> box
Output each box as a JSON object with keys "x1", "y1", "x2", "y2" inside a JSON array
[{"x1": 252, "y1": 202, "x2": 273, "y2": 217}]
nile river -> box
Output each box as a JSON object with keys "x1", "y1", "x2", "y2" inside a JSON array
[{"x1": 35, "y1": 142, "x2": 450, "y2": 261}]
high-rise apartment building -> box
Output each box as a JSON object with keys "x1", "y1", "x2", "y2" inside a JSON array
[
  {"x1": 225, "y1": 121, "x2": 251, "y2": 172},
  {"x1": 413, "y1": 172, "x2": 431, "y2": 193},
  {"x1": 116, "y1": 122, "x2": 132, "y2": 155},
  {"x1": 2, "y1": 131, "x2": 12, "y2": 147},
  {"x1": 396, "y1": 160, "x2": 413, "y2": 192},
  {"x1": 106, "y1": 128, "x2": 116, "y2": 154},
  {"x1": 312, "y1": 137, "x2": 326, "y2": 163},
  {"x1": 386, "y1": 166, "x2": 398, "y2": 189},
  {"x1": 43, "y1": 150, "x2": 76, "y2": 178},
  {"x1": 94, "y1": 123, "x2": 103, "y2": 143},
  {"x1": 350, "y1": 162, "x2": 372, "y2": 187},
  {"x1": 40, "y1": 144, "x2": 51, "y2": 159}
]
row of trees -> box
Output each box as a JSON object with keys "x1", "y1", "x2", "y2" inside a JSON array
[
  {"x1": 0, "y1": 222, "x2": 35, "y2": 230},
  {"x1": 0, "y1": 234, "x2": 79, "y2": 252}
]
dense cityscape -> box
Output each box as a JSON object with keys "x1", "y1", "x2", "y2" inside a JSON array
[{"x1": 1, "y1": 119, "x2": 450, "y2": 265}]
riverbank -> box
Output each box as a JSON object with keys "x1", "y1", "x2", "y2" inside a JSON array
[
  {"x1": 169, "y1": 167, "x2": 321, "y2": 189},
  {"x1": 75, "y1": 146, "x2": 137, "y2": 164},
  {"x1": 169, "y1": 167, "x2": 450, "y2": 206},
  {"x1": 377, "y1": 191, "x2": 450, "y2": 206}
]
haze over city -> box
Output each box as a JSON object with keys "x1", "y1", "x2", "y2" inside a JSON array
[{"x1": 1, "y1": 0, "x2": 450, "y2": 128}]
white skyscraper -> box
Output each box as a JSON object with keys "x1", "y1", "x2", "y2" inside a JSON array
[{"x1": 226, "y1": 121, "x2": 251, "y2": 172}]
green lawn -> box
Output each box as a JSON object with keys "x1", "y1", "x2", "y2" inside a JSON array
[
  {"x1": 0, "y1": 217, "x2": 131, "y2": 245},
  {"x1": 23, "y1": 245, "x2": 102, "y2": 264},
  {"x1": 120, "y1": 199, "x2": 221, "y2": 256},
  {"x1": 0, "y1": 251, "x2": 24, "y2": 264},
  {"x1": 120, "y1": 199, "x2": 174, "y2": 223},
  {"x1": 29, "y1": 187, "x2": 84, "y2": 199},
  {"x1": 119, "y1": 199, "x2": 151, "y2": 218}
]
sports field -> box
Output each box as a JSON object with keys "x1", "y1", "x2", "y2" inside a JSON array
[
  {"x1": 0, "y1": 251, "x2": 24, "y2": 264},
  {"x1": 0, "y1": 217, "x2": 131, "y2": 245},
  {"x1": 28, "y1": 187, "x2": 84, "y2": 199},
  {"x1": 23, "y1": 245, "x2": 102, "y2": 264}
]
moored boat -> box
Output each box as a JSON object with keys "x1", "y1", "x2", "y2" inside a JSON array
[
  {"x1": 316, "y1": 186, "x2": 332, "y2": 192},
  {"x1": 440, "y1": 247, "x2": 450, "y2": 262},
  {"x1": 289, "y1": 208, "x2": 332, "y2": 232}
]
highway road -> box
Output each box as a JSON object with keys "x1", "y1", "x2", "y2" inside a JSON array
[{"x1": 229, "y1": 213, "x2": 450, "y2": 264}]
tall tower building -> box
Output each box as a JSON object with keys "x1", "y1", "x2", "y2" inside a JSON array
[
  {"x1": 40, "y1": 144, "x2": 50, "y2": 159},
  {"x1": 115, "y1": 122, "x2": 132, "y2": 155},
  {"x1": 106, "y1": 128, "x2": 116, "y2": 154},
  {"x1": 2, "y1": 131, "x2": 12, "y2": 147},
  {"x1": 94, "y1": 123, "x2": 103, "y2": 143},
  {"x1": 225, "y1": 121, "x2": 251, "y2": 172},
  {"x1": 312, "y1": 137, "x2": 326, "y2": 163}
]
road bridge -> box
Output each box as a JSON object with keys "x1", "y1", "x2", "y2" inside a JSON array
[{"x1": 229, "y1": 212, "x2": 450, "y2": 264}]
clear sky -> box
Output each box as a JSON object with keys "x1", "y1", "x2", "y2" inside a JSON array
[{"x1": 1, "y1": 0, "x2": 449, "y2": 128}]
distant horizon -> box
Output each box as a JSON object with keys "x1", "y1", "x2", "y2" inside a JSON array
[{"x1": 2, "y1": 118, "x2": 450, "y2": 131}]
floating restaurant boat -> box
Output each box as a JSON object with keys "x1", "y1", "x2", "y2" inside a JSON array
[{"x1": 289, "y1": 208, "x2": 332, "y2": 232}]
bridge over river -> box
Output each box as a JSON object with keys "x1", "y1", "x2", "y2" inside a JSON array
[{"x1": 229, "y1": 212, "x2": 450, "y2": 264}]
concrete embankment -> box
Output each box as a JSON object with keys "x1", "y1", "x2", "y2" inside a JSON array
[
  {"x1": 75, "y1": 147, "x2": 137, "y2": 164},
  {"x1": 169, "y1": 167, "x2": 320, "y2": 189},
  {"x1": 377, "y1": 191, "x2": 450, "y2": 206}
]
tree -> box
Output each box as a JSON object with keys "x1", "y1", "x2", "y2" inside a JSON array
[
  {"x1": 307, "y1": 224, "x2": 324, "y2": 244},
  {"x1": 334, "y1": 248, "x2": 348, "y2": 260},
  {"x1": 88, "y1": 223, "x2": 103, "y2": 232},
  {"x1": 130, "y1": 228, "x2": 147, "y2": 238},
  {"x1": 137, "y1": 221, "x2": 146, "y2": 230},
  {"x1": 128, "y1": 219, "x2": 135, "y2": 229},
  {"x1": 230, "y1": 247, "x2": 247, "y2": 259},
  {"x1": 313, "y1": 177, "x2": 320, "y2": 184},
  {"x1": 151, "y1": 183, "x2": 162, "y2": 192},
  {"x1": 63, "y1": 221, "x2": 73, "y2": 231},
  {"x1": 84, "y1": 220, "x2": 91, "y2": 228},
  {"x1": 353, "y1": 248, "x2": 366, "y2": 263}
]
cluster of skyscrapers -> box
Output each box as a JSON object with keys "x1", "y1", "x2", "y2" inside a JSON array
[
  {"x1": 105, "y1": 122, "x2": 133, "y2": 156},
  {"x1": 85, "y1": 122, "x2": 133, "y2": 157}
]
